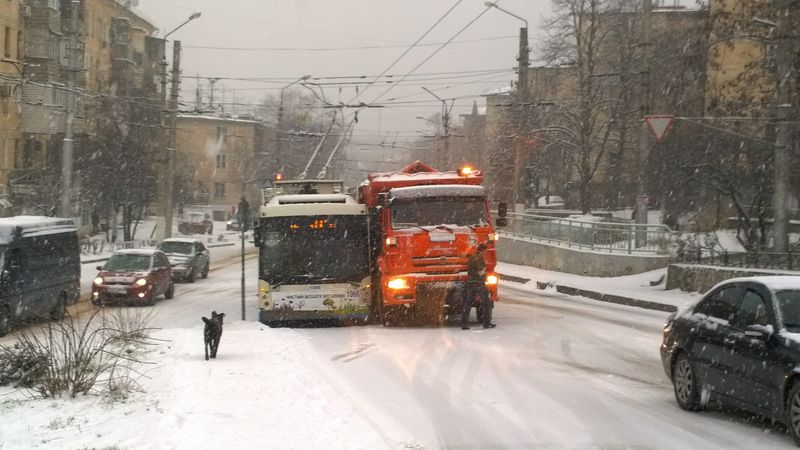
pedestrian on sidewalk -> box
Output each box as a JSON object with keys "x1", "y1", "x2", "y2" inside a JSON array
[{"x1": 461, "y1": 243, "x2": 496, "y2": 330}]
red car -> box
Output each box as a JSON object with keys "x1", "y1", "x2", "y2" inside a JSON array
[{"x1": 92, "y1": 249, "x2": 175, "y2": 306}]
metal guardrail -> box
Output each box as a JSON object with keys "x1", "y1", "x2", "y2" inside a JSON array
[
  {"x1": 496, "y1": 212, "x2": 674, "y2": 255},
  {"x1": 678, "y1": 250, "x2": 800, "y2": 271}
]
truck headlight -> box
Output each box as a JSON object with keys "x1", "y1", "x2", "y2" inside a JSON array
[
  {"x1": 135, "y1": 278, "x2": 148, "y2": 287},
  {"x1": 485, "y1": 274, "x2": 499, "y2": 285},
  {"x1": 387, "y1": 278, "x2": 409, "y2": 290},
  {"x1": 93, "y1": 277, "x2": 104, "y2": 286}
]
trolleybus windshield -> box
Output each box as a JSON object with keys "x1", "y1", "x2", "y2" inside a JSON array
[{"x1": 258, "y1": 215, "x2": 369, "y2": 286}]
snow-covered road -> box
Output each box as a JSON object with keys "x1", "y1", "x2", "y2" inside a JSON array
[
  {"x1": 1, "y1": 256, "x2": 796, "y2": 448},
  {"x1": 144, "y1": 259, "x2": 794, "y2": 448}
]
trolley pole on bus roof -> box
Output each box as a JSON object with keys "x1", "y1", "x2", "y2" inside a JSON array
[{"x1": 238, "y1": 196, "x2": 251, "y2": 320}]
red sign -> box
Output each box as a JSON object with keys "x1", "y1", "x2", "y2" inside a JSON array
[{"x1": 645, "y1": 115, "x2": 674, "y2": 143}]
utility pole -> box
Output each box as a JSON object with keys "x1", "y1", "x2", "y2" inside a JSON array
[
  {"x1": 485, "y1": 2, "x2": 528, "y2": 210},
  {"x1": 635, "y1": 0, "x2": 653, "y2": 247},
  {"x1": 772, "y1": 1, "x2": 795, "y2": 253},
  {"x1": 422, "y1": 87, "x2": 453, "y2": 168},
  {"x1": 512, "y1": 25, "x2": 530, "y2": 211},
  {"x1": 60, "y1": 1, "x2": 80, "y2": 218},
  {"x1": 165, "y1": 40, "x2": 182, "y2": 239},
  {"x1": 156, "y1": 12, "x2": 200, "y2": 242},
  {"x1": 195, "y1": 74, "x2": 202, "y2": 112},
  {"x1": 209, "y1": 78, "x2": 218, "y2": 112}
]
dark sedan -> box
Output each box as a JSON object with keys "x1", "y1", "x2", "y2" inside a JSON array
[{"x1": 661, "y1": 276, "x2": 800, "y2": 445}]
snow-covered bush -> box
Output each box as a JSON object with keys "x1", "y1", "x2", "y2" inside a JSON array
[
  {"x1": 0, "y1": 308, "x2": 155, "y2": 399},
  {"x1": 0, "y1": 341, "x2": 49, "y2": 387}
]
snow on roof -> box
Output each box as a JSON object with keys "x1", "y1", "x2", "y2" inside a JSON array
[
  {"x1": 160, "y1": 237, "x2": 202, "y2": 244},
  {"x1": 0, "y1": 216, "x2": 77, "y2": 244},
  {"x1": 115, "y1": 249, "x2": 160, "y2": 256},
  {"x1": 722, "y1": 276, "x2": 800, "y2": 292},
  {"x1": 275, "y1": 194, "x2": 351, "y2": 205},
  {"x1": 372, "y1": 171, "x2": 468, "y2": 182},
  {"x1": 390, "y1": 185, "x2": 486, "y2": 199},
  {"x1": 482, "y1": 85, "x2": 513, "y2": 96}
]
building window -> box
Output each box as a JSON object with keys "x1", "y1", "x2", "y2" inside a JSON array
[
  {"x1": 4, "y1": 27, "x2": 10, "y2": 58},
  {"x1": 48, "y1": 35, "x2": 59, "y2": 61},
  {"x1": 16, "y1": 30, "x2": 22, "y2": 60},
  {"x1": 216, "y1": 154, "x2": 226, "y2": 169},
  {"x1": 214, "y1": 183, "x2": 226, "y2": 199},
  {"x1": 216, "y1": 126, "x2": 227, "y2": 141}
]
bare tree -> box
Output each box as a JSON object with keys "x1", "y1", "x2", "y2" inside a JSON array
[{"x1": 538, "y1": 0, "x2": 642, "y2": 212}]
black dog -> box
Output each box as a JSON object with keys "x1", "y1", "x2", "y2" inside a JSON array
[{"x1": 202, "y1": 311, "x2": 225, "y2": 360}]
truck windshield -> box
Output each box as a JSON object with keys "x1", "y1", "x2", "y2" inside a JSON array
[
  {"x1": 257, "y1": 215, "x2": 369, "y2": 285},
  {"x1": 390, "y1": 197, "x2": 488, "y2": 229}
]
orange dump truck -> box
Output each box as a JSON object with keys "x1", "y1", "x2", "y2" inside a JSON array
[{"x1": 358, "y1": 161, "x2": 506, "y2": 326}]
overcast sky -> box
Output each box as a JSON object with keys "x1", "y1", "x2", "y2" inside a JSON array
[
  {"x1": 135, "y1": 0, "x2": 699, "y2": 145},
  {"x1": 135, "y1": 0, "x2": 554, "y2": 142}
]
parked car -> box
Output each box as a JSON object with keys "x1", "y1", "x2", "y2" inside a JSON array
[
  {"x1": 92, "y1": 249, "x2": 175, "y2": 306},
  {"x1": 157, "y1": 237, "x2": 210, "y2": 283},
  {"x1": 661, "y1": 276, "x2": 800, "y2": 445},
  {"x1": 178, "y1": 211, "x2": 213, "y2": 235},
  {"x1": 226, "y1": 217, "x2": 240, "y2": 231},
  {"x1": 226, "y1": 216, "x2": 253, "y2": 232}
]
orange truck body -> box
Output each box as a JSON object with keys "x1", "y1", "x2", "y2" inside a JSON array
[{"x1": 358, "y1": 161, "x2": 498, "y2": 322}]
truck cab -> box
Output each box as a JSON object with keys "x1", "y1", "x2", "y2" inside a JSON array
[{"x1": 359, "y1": 161, "x2": 503, "y2": 326}]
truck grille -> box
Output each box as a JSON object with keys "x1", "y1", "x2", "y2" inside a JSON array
[{"x1": 411, "y1": 256, "x2": 468, "y2": 273}]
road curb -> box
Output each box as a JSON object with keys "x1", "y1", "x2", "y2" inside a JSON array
[{"x1": 497, "y1": 271, "x2": 677, "y2": 313}]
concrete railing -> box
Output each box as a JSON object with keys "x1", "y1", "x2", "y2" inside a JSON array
[{"x1": 497, "y1": 212, "x2": 674, "y2": 255}]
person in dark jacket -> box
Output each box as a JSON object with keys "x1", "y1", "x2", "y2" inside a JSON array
[{"x1": 461, "y1": 243, "x2": 496, "y2": 330}]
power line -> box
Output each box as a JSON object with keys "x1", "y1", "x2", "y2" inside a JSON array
[
  {"x1": 346, "y1": 0, "x2": 466, "y2": 105},
  {"x1": 367, "y1": 2, "x2": 498, "y2": 105},
  {"x1": 182, "y1": 35, "x2": 517, "y2": 52}
]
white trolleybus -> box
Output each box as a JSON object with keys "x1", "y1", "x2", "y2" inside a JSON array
[{"x1": 254, "y1": 180, "x2": 371, "y2": 326}]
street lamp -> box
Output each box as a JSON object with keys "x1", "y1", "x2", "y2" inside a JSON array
[
  {"x1": 275, "y1": 74, "x2": 312, "y2": 176},
  {"x1": 165, "y1": 12, "x2": 202, "y2": 39},
  {"x1": 485, "y1": 1, "x2": 529, "y2": 211},
  {"x1": 158, "y1": 12, "x2": 202, "y2": 241}
]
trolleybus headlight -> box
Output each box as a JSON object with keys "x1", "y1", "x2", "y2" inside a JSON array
[
  {"x1": 458, "y1": 165, "x2": 474, "y2": 177},
  {"x1": 385, "y1": 236, "x2": 397, "y2": 246},
  {"x1": 135, "y1": 278, "x2": 148, "y2": 287},
  {"x1": 485, "y1": 274, "x2": 499, "y2": 286},
  {"x1": 93, "y1": 277, "x2": 104, "y2": 286},
  {"x1": 387, "y1": 278, "x2": 409, "y2": 290},
  {"x1": 488, "y1": 232, "x2": 499, "y2": 241}
]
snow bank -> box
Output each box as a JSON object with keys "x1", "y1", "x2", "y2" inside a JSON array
[
  {"x1": 0, "y1": 322, "x2": 397, "y2": 449},
  {"x1": 497, "y1": 262, "x2": 701, "y2": 309}
]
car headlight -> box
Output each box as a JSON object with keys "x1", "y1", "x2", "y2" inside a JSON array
[
  {"x1": 485, "y1": 274, "x2": 499, "y2": 285},
  {"x1": 93, "y1": 277, "x2": 104, "y2": 286},
  {"x1": 387, "y1": 278, "x2": 409, "y2": 290},
  {"x1": 135, "y1": 278, "x2": 148, "y2": 287},
  {"x1": 227, "y1": 220, "x2": 232, "y2": 225}
]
